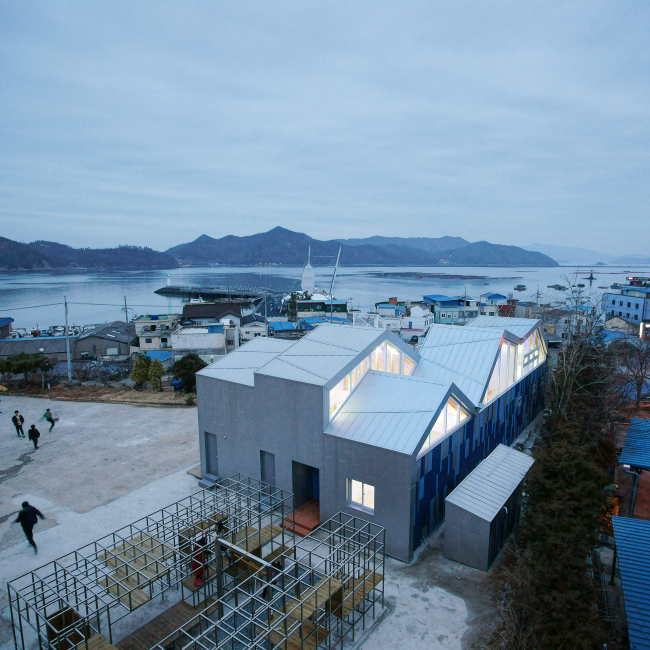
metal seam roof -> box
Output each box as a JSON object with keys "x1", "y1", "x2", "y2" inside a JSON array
[
  {"x1": 620, "y1": 419, "x2": 650, "y2": 471},
  {"x1": 445, "y1": 444, "x2": 535, "y2": 521},
  {"x1": 324, "y1": 371, "x2": 462, "y2": 454},
  {"x1": 611, "y1": 516, "x2": 650, "y2": 650}
]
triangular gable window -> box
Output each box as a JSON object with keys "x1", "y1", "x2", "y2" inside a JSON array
[
  {"x1": 485, "y1": 329, "x2": 546, "y2": 402},
  {"x1": 418, "y1": 397, "x2": 471, "y2": 457}
]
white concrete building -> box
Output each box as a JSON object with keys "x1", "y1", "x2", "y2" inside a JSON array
[
  {"x1": 240, "y1": 314, "x2": 268, "y2": 341},
  {"x1": 400, "y1": 305, "x2": 434, "y2": 340},
  {"x1": 171, "y1": 321, "x2": 240, "y2": 362}
]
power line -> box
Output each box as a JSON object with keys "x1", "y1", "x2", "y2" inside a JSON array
[{"x1": 0, "y1": 302, "x2": 64, "y2": 311}]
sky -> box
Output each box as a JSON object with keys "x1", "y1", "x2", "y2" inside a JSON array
[{"x1": 1, "y1": 2, "x2": 648, "y2": 255}]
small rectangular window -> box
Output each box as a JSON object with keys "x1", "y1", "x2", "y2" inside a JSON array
[
  {"x1": 145, "y1": 338, "x2": 152, "y2": 343},
  {"x1": 348, "y1": 479, "x2": 375, "y2": 514}
]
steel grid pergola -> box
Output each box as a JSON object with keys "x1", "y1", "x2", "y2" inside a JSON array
[
  {"x1": 152, "y1": 512, "x2": 386, "y2": 650},
  {"x1": 8, "y1": 474, "x2": 293, "y2": 650}
]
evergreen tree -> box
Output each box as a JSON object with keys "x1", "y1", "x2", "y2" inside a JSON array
[
  {"x1": 129, "y1": 355, "x2": 150, "y2": 388},
  {"x1": 147, "y1": 358, "x2": 165, "y2": 391}
]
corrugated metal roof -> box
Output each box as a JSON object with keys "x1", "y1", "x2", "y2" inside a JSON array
[
  {"x1": 611, "y1": 516, "x2": 650, "y2": 650},
  {"x1": 269, "y1": 321, "x2": 296, "y2": 331},
  {"x1": 144, "y1": 350, "x2": 172, "y2": 362},
  {"x1": 0, "y1": 317, "x2": 14, "y2": 328},
  {"x1": 0, "y1": 336, "x2": 77, "y2": 357},
  {"x1": 620, "y1": 419, "x2": 650, "y2": 471},
  {"x1": 445, "y1": 444, "x2": 534, "y2": 521},
  {"x1": 325, "y1": 371, "x2": 457, "y2": 454}
]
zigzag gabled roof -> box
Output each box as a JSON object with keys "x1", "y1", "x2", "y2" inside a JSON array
[{"x1": 413, "y1": 318, "x2": 542, "y2": 404}]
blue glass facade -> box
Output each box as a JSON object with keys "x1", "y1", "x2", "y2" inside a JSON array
[{"x1": 413, "y1": 363, "x2": 547, "y2": 552}]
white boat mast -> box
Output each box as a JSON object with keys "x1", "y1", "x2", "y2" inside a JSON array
[{"x1": 329, "y1": 247, "x2": 341, "y2": 322}]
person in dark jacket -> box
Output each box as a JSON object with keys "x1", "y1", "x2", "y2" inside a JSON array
[
  {"x1": 12, "y1": 411, "x2": 25, "y2": 437},
  {"x1": 28, "y1": 425, "x2": 40, "y2": 449},
  {"x1": 14, "y1": 501, "x2": 45, "y2": 553}
]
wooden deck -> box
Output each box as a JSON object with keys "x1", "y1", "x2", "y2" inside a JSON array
[
  {"x1": 330, "y1": 570, "x2": 383, "y2": 619},
  {"x1": 75, "y1": 634, "x2": 119, "y2": 650},
  {"x1": 116, "y1": 601, "x2": 206, "y2": 650},
  {"x1": 261, "y1": 619, "x2": 329, "y2": 650},
  {"x1": 282, "y1": 501, "x2": 320, "y2": 537},
  {"x1": 275, "y1": 576, "x2": 342, "y2": 623},
  {"x1": 98, "y1": 575, "x2": 150, "y2": 610}
]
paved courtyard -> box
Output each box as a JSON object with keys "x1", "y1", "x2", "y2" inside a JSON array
[{"x1": 0, "y1": 396, "x2": 496, "y2": 650}]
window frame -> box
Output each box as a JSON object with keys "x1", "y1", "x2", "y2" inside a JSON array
[{"x1": 347, "y1": 478, "x2": 375, "y2": 514}]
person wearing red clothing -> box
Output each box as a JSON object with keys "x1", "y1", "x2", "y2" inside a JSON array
[{"x1": 192, "y1": 537, "x2": 209, "y2": 587}]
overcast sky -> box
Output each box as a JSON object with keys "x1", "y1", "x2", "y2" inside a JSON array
[{"x1": 1, "y1": 2, "x2": 648, "y2": 254}]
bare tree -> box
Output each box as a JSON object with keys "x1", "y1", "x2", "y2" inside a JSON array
[{"x1": 613, "y1": 335, "x2": 650, "y2": 406}]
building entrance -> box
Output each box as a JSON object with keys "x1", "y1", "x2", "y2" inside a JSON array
[{"x1": 291, "y1": 461, "x2": 319, "y2": 509}]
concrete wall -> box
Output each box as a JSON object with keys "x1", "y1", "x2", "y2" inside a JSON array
[
  {"x1": 74, "y1": 337, "x2": 130, "y2": 359},
  {"x1": 197, "y1": 372, "x2": 326, "y2": 491},
  {"x1": 322, "y1": 435, "x2": 414, "y2": 561},
  {"x1": 443, "y1": 503, "x2": 490, "y2": 571},
  {"x1": 173, "y1": 330, "x2": 226, "y2": 352},
  {"x1": 196, "y1": 371, "x2": 414, "y2": 560}
]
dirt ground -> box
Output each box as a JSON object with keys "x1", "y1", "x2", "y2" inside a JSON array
[{"x1": 1, "y1": 383, "x2": 191, "y2": 406}]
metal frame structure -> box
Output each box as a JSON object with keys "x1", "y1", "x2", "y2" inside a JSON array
[
  {"x1": 8, "y1": 475, "x2": 293, "y2": 650},
  {"x1": 153, "y1": 512, "x2": 385, "y2": 650}
]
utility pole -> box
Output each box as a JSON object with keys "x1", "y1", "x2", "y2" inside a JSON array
[
  {"x1": 124, "y1": 296, "x2": 128, "y2": 325},
  {"x1": 64, "y1": 297, "x2": 72, "y2": 382}
]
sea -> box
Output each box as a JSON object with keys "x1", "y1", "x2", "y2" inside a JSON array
[{"x1": 1, "y1": 264, "x2": 646, "y2": 330}]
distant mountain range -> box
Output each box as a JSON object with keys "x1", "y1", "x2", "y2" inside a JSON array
[
  {"x1": 523, "y1": 243, "x2": 614, "y2": 265},
  {"x1": 1, "y1": 228, "x2": 561, "y2": 270},
  {"x1": 338, "y1": 235, "x2": 469, "y2": 253},
  {"x1": 167, "y1": 227, "x2": 559, "y2": 267},
  {"x1": 0, "y1": 238, "x2": 176, "y2": 271},
  {"x1": 524, "y1": 243, "x2": 650, "y2": 266}
]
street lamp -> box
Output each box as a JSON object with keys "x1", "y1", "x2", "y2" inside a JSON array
[{"x1": 39, "y1": 348, "x2": 45, "y2": 389}]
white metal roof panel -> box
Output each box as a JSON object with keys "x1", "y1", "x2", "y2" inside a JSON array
[
  {"x1": 303, "y1": 324, "x2": 385, "y2": 352},
  {"x1": 197, "y1": 337, "x2": 295, "y2": 386},
  {"x1": 445, "y1": 444, "x2": 534, "y2": 521},
  {"x1": 325, "y1": 372, "x2": 457, "y2": 454},
  {"x1": 467, "y1": 316, "x2": 541, "y2": 333},
  {"x1": 255, "y1": 358, "x2": 333, "y2": 385},
  {"x1": 414, "y1": 330, "x2": 502, "y2": 403}
]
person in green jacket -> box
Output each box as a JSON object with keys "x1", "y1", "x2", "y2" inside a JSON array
[{"x1": 42, "y1": 408, "x2": 55, "y2": 432}]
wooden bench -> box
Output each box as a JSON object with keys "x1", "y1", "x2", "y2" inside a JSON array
[
  {"x1": 116, "y1": 601, "x2": 200, "y2": 650},
  {"x1": 75, "y1": 634, "x2": 119, "y2": 650},
  {"x1": 330, "y1": 570, "x2": 383, "y2": 619},
  {"x1": 263, "y1": 545, "x2": 294, "y2": 564},
  {"x1": 260, "y1": 619, "x2": 329, "y2": 650},
  {"x1": 98, "y1": 575, "x2": 150, "y2": 611}
]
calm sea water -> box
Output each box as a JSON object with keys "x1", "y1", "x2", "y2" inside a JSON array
[{"x1": 0, "y1": 265, "x2": 644, "y2": 330}]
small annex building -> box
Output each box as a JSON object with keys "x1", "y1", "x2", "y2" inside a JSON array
[
  {"x1": 611, "y1": 516, "x2": 650, "y2": 650},
  {"x1": 444, "y1": 444, "x2": 534, "y2": 571},
  {"x1": 620, "y1": 418, "x2": 650, "y2": 472},
  {"x1": 196, "y1": 317, "x2": 547, "y2": 561}
]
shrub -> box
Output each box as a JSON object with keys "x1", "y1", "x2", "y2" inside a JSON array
[{"x1": 171, "y1": 353, "x2": 207, "y2": 392}]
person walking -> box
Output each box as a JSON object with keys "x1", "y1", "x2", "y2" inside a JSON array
[
  {"x1": 42, "y1": 408, "x2": 55, "y2": 432},
  {"x1": 14, "y1": 501, "x2": 45, "y2": 554},
  {"x1": 28, "y1": 425, "x2": 40, "y2": 450},
  {"x1": 12, "y1": 411, "x2": 25, "y2": 437}
]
